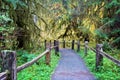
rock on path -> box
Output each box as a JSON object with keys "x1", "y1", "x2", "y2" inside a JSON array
[{"x1": 51, "y1": 49, "x2": 96, "y2": 80}]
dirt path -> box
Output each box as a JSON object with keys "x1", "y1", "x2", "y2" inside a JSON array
[{"x1": 51, "y1": 49, "x2": 96, "y2": 80}]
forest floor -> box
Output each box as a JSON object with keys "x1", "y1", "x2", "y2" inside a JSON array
[{"x1": 51, "y1": 49, "x2": 96, "y2": 80}]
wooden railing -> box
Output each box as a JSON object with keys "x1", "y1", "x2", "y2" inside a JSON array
[
  {"x1": 0, "y1": 41, "x2": 59, "y2": 80},
  {"x1": 58, "y1": 40, "x2": 120, "y2": 70},
  {"x1": 0, "y1": 40, "x2": 120, "y2": 80},
  {"x1": 84, "y1": 41, "x2": 120, "y2": 71},
  {"x1": 49, "y1": 40, "x2": 120, "y2": 71}
]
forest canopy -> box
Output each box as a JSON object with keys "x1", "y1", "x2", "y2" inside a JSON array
[{"x1": 0, "y1": 0, "x2": 120, "y2": 50}]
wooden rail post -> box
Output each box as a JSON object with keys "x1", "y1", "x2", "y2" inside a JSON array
[
  {"x1": 45, "y1": 43, "x2": 51, "y2": 65},
  {"x1": 54, "y1": 40, "x2": 57, "y2": 54},
  {"x1": 71, "y1": 40, "x2": 75, "y2": 50},
  {"x1": 96, "y1": 44, "x2": 103, "y2": 71},
  {"x1": 63, "y1": 40, "x2": 65, "y2": 48},
  {"x1": 84, "y1": 41, "x2": 88, "y2": 55},
  {"x1": 0, "y1": 50, "x2": 17, "y2": 80},
  {"x1": 50, "y1": 40, "x2": 52, "y2": 48},
  {"x1": 77, "y1": 40, "x2": 80, "y2": 52},
  {"x1": 44, "y1": 40, "x2": 47, "y2": 50},
  {"x1": 54, "y1": 40, "x2": 56, "y2": 47},
  {"x1": 55, "y1": 40, "x2": 59, "y2": 56},
  {"x1": 45, "y1": 49, "x2": 51, "y2": 66}
]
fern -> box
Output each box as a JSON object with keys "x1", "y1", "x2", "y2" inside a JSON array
[
  {"x1": 105, "y1": 0, "x2": 120, "y2": 8},
  {"x1": 112, "y1": 37, "x2": 120, "y2": 44},
  {"x1": 0, "y1": 15, "x2": 12, "y2": 22},
  {"x1": 116, "y1": 9, "x2": 120, "y2": 14},
  {"x1": 95, "y1": 30, "x2": 108, "y2": 40},
  {"x1": 4, "y1": 0, "x2": 27, "y2": 9},
  {"x1": 111, "y1": 29, "x2": 120, "y2": 34}
]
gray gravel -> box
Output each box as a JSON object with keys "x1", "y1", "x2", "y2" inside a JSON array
[{"x1": 51, "y1": 49, "x2": 96, "y2": 80}]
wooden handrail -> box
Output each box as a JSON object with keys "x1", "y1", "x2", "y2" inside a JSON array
[
  {"x1": 0, "y1": 45, "x2": 58, "y2": 80},
  {"x1": 17, "y1": 49, "x2": 50, "y2": 72},
  {"x1": 99, "y1": 50, "x2": 120, "y2": 66},
  {"x1": 1, "y1": 40, "x2": 119, "y2": 80},
  {"x1": 86, "y1": 45, "x2": 120, "y2": 66},
  {"x1": 0, "y1": 71, "x2": 7, "y2": 80},
  {"x1": 17, "y1": 46, "x2": 58, "y2": 72},
  {"x1": 50, "y1": 46, "x2": 58, "y2": 50},
  {"x1": 86, "y1": 45, "x2": 96, "y2": 53}
]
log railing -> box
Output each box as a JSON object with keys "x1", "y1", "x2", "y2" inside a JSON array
[
  {"x1": 0, "y1": 39, "x2": 120, "y2": 80},
  {"x1": 26, "y1": 40, "x2": 120, "y2": 70},
  {"x1": 0, "y1": 72, "x2": 7, "y2": 80},
  {"x1": 55, "y1": 40, "x2": 120, "y2": 70},
  {"x1": 84, "y1": 41, "x2": 120, "y2": 71},
  {"x1": 0, "y1": 41, "x2": 59, "y2": 80},
  {"x1": 17, "y1": 49, "x2": 50, "y2": 72}
]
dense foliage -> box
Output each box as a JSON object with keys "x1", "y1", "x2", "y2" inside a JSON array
[
  {"x1": 0, "y1": 0, "x2": 120, "y2": 79},
  {"x1": 0, "y1": 0, "x2": 120, "y2": 49},
  {"x1": 78, "y1": 50, "x2": 120, "y2": 80},
  {"x1": 17, "y1": 49, "x2": 59, "y2": 80}
]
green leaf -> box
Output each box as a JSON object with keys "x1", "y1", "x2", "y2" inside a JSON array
[
  {"x1": 111, "y1": 29, "x2": 120, "y2": 34},
  {"x1": 0, "y1": 15, "x2": 12, "y2": 22},
  {"x1": 112, "y1": 37, "x2": 120, "y2": 44},
  {"x1": 4, "y1": 0, "x2": 27, "y2": 9},
  {"x1": 105, "y1": 0, "x2": 120, "y2": 9},
  {"x1": 95, "y1": 30, "x2": 108, "y2": 39},
  {"x1": 116, "y1": 9, "x2": 120, "y2": 14},
  {"x1": 0, "y1": 27, "x2": 6, "y2": 32}
]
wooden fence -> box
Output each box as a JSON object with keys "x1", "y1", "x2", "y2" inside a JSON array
[
  {"x1": 67, "y1": 40, "x2": 120, "y2": 70},
  {"x1": 58, "y1": 40, "x2": 120, "y2": 70},
  {"x1": 84, "y1": 41, "x2": 120, "y2": 71},
  {"x1": 0, "y1": 41, "x2": 59, "y2": 80},
  {"x1": 0, "y1": 40, "x2": 120, "y2": 80},
  {"x1": 49, "y1": 40, "x2": 120, "y2": 71}
]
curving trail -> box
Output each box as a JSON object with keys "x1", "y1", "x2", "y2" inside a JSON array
[{"x1": 51, "y1": 49, "x2": 96, "y2": 80}]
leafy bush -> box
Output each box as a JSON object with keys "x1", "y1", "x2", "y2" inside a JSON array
[
  {"x1": 17, "y1": 50, "x2": 36, "y2": 65},
  {"x1": 103, "y1": 41, "x2": 112, "y2": 51},
  {"x1": 17, "y1": 50, "x2": 59, "y2": 80},
  {"x1": 78, "y1": 50, "x2": 120, "y2": 80}
]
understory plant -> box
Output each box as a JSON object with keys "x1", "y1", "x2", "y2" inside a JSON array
[
  {"x1": 17, "y1": 49, "x2": 59, "y2": 80},
  {"x1": 78, "y1": 50, "x2": 120, "y2": 80}
]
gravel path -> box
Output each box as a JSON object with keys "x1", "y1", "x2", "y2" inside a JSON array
[{"x1": 51, "y1": 49, "x2": 96, "y2": 80}]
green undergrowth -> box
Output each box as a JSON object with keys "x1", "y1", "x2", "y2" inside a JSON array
[
  {"x1": 17, "y1": 49, "x2": 59, "y2": 80},
  {"x1": 78, "y1": 50, "x2": 120, "y2": 80}
]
